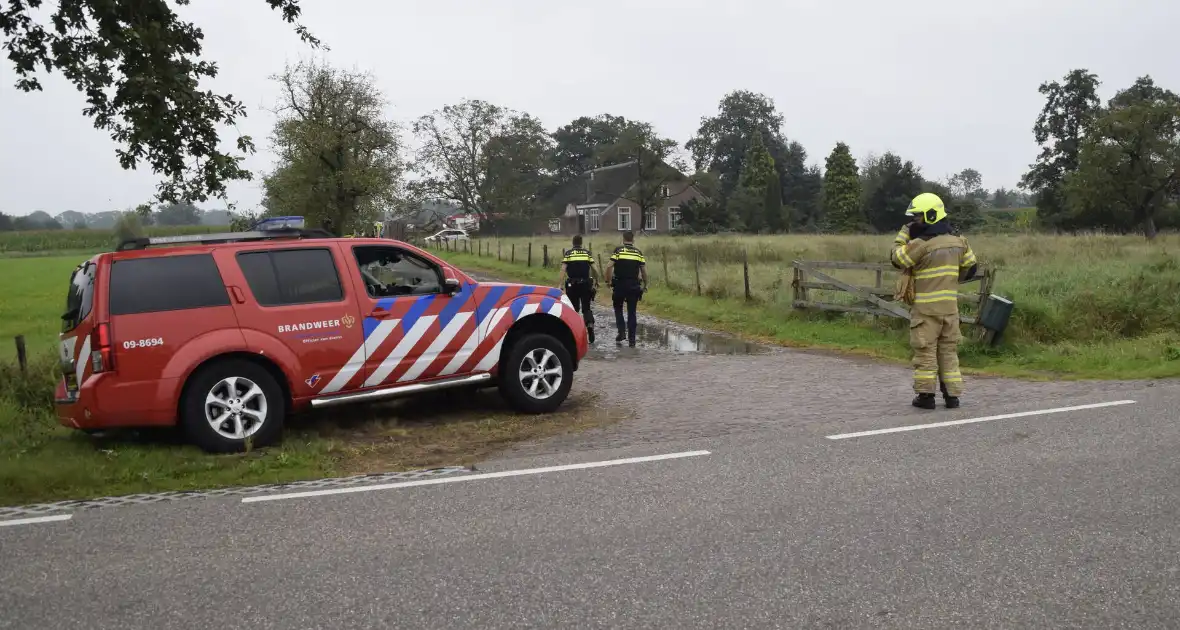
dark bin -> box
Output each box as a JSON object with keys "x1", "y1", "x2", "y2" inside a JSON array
[{"x1": 977, "y1": 294, "x2": 1014, "y2": 346}]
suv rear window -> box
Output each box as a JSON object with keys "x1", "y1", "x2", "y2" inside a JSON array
[
  {"x1": 62, "y1": 260, "x2": 96, "y2": 332},
  {"x1": 236, "y1": 248, "x2": 344, "y2": 306},
  {"x1": 109, "y1": 254, "x2": 231, "y2": 316}
]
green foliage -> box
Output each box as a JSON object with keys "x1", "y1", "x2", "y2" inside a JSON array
[
  {"x1": 550, "y1": 114, "x2": 676, "y2": 186},
  {"x1": 688, "y1": 90, "x2": 795, "y2": 205},
  {"x1": 949, "y1": 168, "x2": 988, "y2": 203},
  {"x1": 676, "y1": 198, "x2": 729, "y2": 233},
  {"x1": 821, "y1": 142, "x2": 864, "y2": 232},
  {"x1": 0, "y1": 0, "x2": 321, "y2": 203},
  {"x1": 410, "y1": 98, "x2": 552, "y2": 220},
  {"x1": 764, "y1": 174, "x2": 787, "y2": 232},
  {"x1": 861, "y1": 152, "x2": 923, "y2": 232},
  {"x1": 262, "y1": 60, "x2": 406, "y2": 235},
  {"x1": 1020, "y1": 69, "x2": 1103, "y2": 230},
  {"x1": 112, "y1": 212, "x2": 145, "y2": 247},
  {"x1": 1062, "y1": 76, "x2": 1180, "y2": 239},
  {"x1": 724, "y1": 133, "x2": 777, "y2": 232},
  {"x1": 154, "y1": 202, "x2": 202, "y2": 226},
  {"x1": 0, "y1": 225, "x2": 215, "y2": 254}
]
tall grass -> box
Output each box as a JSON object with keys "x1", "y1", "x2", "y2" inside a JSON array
[{"x1": 446, "y1": 232, "x2": 1180, "y2": 350}]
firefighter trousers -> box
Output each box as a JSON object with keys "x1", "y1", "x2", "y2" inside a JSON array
[{"x1": 909, "y1": 311, "x2": 963, "y2": 396}]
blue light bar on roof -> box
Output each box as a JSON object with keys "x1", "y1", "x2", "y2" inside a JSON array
[{"x1": 253, "y1": 216, "x2": 305, "y2": 231}]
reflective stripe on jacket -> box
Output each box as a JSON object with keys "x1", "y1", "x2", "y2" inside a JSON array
[{"x1": 891, "y1": 234, "x2": 976, "y2": 316}]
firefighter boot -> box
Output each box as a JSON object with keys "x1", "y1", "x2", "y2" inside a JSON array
[
  {"x1": 912, "y1": 393, "x2": 936, "y2": 410},
  {"x1": 587, "y1": 326, "x2": 595, "y2": 344},
  {"x1": 940, "y1": 380, "x2": 960, "y2": 409}
]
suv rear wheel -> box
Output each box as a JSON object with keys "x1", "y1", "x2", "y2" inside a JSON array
[
  {"x1": 180, "y1": 359, "x2": 285, "y2": 453},
  {"x1": 499, "y1": 333, "x2": 573, "y2": 413}
]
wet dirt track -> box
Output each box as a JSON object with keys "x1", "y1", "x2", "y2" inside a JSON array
[{"x1": 494, "y1": 293, "x2": 1164, "y2": 460}]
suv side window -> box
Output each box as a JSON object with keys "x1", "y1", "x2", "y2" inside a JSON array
[
  {"x1": 109, "y1": 254, "x2": 231, "y2": 316},
  {"x1": 62, "y1": 260, "x2": 96, "y2": 332},
  {"x1": 237, "y1": 248, "x2": 344, "y2": 306},
  {"x1": 353, "y1": 245, "x2": 443, "y2": 298}
]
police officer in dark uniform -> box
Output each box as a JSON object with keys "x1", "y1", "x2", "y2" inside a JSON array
[
  {"x1": 558, "y1": 235, "x2": 598, "y2": 343},
  {"x1": 604, "y1": 231, "x2": 648, "y2": 347}
]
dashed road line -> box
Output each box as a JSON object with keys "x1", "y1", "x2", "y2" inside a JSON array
[
  {"x1": 825, "y1": 400, "x2": 1137, "y2": 440},
  {"x1": 0, "y1": 514, "x2": 73, "y2": 529},
  {"x1": 242, "y1": 450, "x2": 713, "y2": 504}
]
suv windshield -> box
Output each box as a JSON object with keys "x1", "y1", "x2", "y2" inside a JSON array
[{"x1": 62, "y1": 260, "x2": 95, "y2": 333}]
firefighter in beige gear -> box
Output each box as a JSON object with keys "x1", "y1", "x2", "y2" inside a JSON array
[{"x1": 891, "y1": 192, "x2": 978, "y2": 410}]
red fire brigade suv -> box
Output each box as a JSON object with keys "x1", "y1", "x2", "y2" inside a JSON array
[{"x1": 55, "y1": 217, "x2": 588, "y2": 453}]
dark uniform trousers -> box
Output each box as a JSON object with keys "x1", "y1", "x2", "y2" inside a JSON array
[
  {"x1": 609, "y1": 244, "x2": 646, "y2": 343},
  {"x1": 564, "y1": 278, "x2": 595, "y2": 329},
  {"x1": 561, "y1": 246, "x2": 597, "y2": 333},
  {"x1": 612, "y1": 279, "x2": 642, "y2": 341}
]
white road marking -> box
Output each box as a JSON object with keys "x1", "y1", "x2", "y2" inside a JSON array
[
  {"x1": 825, "y1": 400, "x2": 1137, "y2": 440},
  {"x1": 0, "y1": 514, "x2": 73, "y2": 528},
  {"x1": 242, "y1": 450, "x2": 712, "y2": 504}
]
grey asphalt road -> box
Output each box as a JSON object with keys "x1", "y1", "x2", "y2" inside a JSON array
[{"x1": 2, "y1": 377, "x2": 1178, "y2": 629}]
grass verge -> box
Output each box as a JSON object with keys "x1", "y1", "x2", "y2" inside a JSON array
[
  {"x1": 0, "y1": 254, "x2": 625, "y2": 506},
  {"x1": 1, "y1": 362, "x2": 624, "y2": 507},
  {"x1": 436, "y1": 248, "x2": 1180, "y2": 381}
]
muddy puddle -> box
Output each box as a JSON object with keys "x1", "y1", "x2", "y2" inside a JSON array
[{"x1": 466, "y1": 272, "x2": 768, "y2": 357}]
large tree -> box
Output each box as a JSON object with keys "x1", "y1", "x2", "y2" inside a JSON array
[
  {"x1": 949, "y1": 168, "x2": 987, "y2": 203},
  {"x1": 0, "y1": 0, "x2": 321, "y2": 203},
  {"x1": 821, "y1": 142, "x2": 863, "y2": 232},
  {"x1": 728, "y1": 132, "x2": 776, "y2": 232},
  {"x1": 862, "y1": 152, "x2": 923, "y2": 232},
  {"x1": 550, "y1": 114, "x2": 675, "y2": 186},
  {"x1": 1063, "y1": 76, "x2": 1180, "y2": 239},
  {"x1": 1019, "y1": 69, "x2": 1102, "y2": 230},
  {"x1": 261, "y1": 60, "x2": 406, "y2": 235},
  {"x1": 687, "y1": 91, "x2": 787, "y2": 201},
  {"x1": 481, "y1": 113, "x2": 554, "y2": 219},
  {"x1": 410, "y1": 98, "x2": 551, "y2": 219}
]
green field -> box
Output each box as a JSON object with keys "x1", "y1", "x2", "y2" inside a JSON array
[
  {"x1": 0, "y1": 254, "x2": 621, "y2": 506},
  {"x1": 431, "y1": 232, "x2": 1180, "y2": 380},
  {"x1": 0, "y1": 225, "x2": 219, "y2": 255}
]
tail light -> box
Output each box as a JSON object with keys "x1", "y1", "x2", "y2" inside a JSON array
[{"x1": 91, "y1": 323, "x2": 114, "y2": 373}]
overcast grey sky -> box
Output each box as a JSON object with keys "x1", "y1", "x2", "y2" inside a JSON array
[{"x1": 1, "y1": 0, "x2": 1177, "y2": 216}]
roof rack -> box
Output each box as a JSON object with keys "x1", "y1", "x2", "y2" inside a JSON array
[{"x1": 116, "y1": 226, "x2": 334, "y2": 251}]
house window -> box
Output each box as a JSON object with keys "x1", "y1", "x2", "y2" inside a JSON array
[
  {"x1": 668, "y1": 208, "x2": 681, "y2": 231},
  {"x1": 644, "y1": 209, "x2": 657, "y2": 231},
  {"x1": 617, "y1": 206, "x2": 631, "y2": 231},
  {"x1": 587, "y1": 209, "x2": 600, "y2": 232},
  {"x1": 661, "y1": 184, "x2": 671, "y2": 198}
]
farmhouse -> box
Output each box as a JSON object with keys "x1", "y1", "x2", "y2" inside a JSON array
[{"x1": 544, "y1": 160, "x2": 708, "y2": 236}]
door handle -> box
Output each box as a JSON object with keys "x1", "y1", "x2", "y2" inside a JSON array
[
  {"x1": 369, "y1": 309, "x2": 395, "y2": 319},
  {"x1": 228, "y1": 286, "x2": 246, "y2": 304}
]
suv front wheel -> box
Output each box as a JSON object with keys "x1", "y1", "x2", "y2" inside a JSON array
[
  {"x1": 499, "y1": 333, "x2": 573, "y2": 413},
  {"x1": 181, "y1": 359, "x2": 286, "y2": 453}
]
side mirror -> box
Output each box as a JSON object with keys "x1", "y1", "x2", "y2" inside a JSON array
[{"x1": 443, "y1": 278, "x2": 461, "y2": 295}]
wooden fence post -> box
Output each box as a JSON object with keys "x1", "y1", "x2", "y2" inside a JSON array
[
  {"x1": 543, "y1": 244, "x2": 549, "y2": 267},
  {"x1": 662, "y1": 249, "x2": 669, "y2": 287},
  {"x1": 511, "y1": 243, "x2": 515, "y2": 264},
  {"x1": 597, "y1": 253, "x2": 606, "y2": 282},
  {"x1": 14, "y1": 335, "x2": 27, "y2": 376},
  {"x1": 497, "y1": 242, "x2": 502, "y2": 261},
  {"x1": 693, "y1": 248, "x2": 702, "y2": 296},
  {"x1": 527, "y1": 242, "x2": 532, "y2": 267},
  {"x1": 742, "y1": 248, "x2": 751, "y2": 301},
  {"x1": 792, "y1": 265, "x2": 800, "y2": 306}
]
